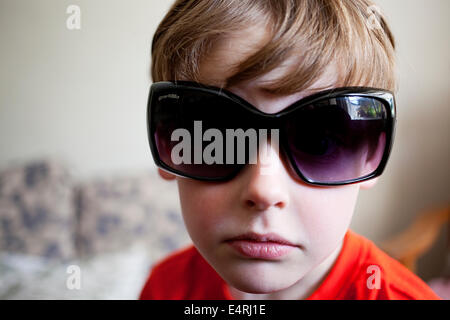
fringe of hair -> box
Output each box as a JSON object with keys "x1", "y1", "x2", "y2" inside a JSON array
[{"x1": 151, "y1": 0, "x2": 397, "y2": 93}]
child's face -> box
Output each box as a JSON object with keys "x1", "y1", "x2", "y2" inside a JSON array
[{"x1": 159, "y1": 25, "x2": 378, "y2": 298}]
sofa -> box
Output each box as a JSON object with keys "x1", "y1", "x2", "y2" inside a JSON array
[
  {"x1": 1, "y1": 158, "x2": 448, "y2": 299},
  {"x1": 0, "y1": 158, "x2": 191, "y2": 299}
]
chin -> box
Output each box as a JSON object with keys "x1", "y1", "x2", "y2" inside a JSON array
[
  {"x1": 218, "y1": 262, "x2": 300, "y2": 294},
  {"x1": 229, "y1": 274, "x2": 295, "y2": 294}
]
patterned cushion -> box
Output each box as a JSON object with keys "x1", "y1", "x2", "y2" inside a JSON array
[
  {"x1": 0, "y1": 160, "x2": 76, "y2": 260},
  {"x1": 75, "y1": 170, "x2": 190, "y2": 258}
]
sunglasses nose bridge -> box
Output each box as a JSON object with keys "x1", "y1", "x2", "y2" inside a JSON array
[
  {"x1": 249, "y1": 112, "x2": 280, "y2": 130},
  {"x1": 260, "y1": 114, "x2": 312, "y2": 184},
  {"x1": 248, "y1": 115, "x2": 294, "y2": 173}
]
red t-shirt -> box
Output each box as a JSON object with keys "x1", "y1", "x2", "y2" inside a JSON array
[{"x1": 139, "y1": 230, "x2": 440, "y2": 300}]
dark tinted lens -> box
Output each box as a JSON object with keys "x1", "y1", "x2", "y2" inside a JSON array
[
  {"x1": 285, "y1": 96, "x2": 388, "y2": 183},
  {"x1": 151, "y1": 88, "x2": 254, "y2": 179}
]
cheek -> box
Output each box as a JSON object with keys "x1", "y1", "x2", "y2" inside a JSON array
[
  {"x1": 297, "y1": 185, "x2": 360, "y2": 253},
  {"x1": 176, "y1": 179, "x2": 231, "y2": 246}
]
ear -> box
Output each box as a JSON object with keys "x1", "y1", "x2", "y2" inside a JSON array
[
  {"x1": 359, "y1": 177, "x2": 379, "y2": 190},
  {"x1": 158, "y1": 168, "x2": 176, "y2": 180}
]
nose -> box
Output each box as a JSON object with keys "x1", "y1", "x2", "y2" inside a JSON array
[{"x1": 239, "y1": 143, "x2": 290, "y2": 211}]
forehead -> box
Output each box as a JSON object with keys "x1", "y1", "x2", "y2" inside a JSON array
[
  {"x1": 197, "y1": 25, "x2": 338, "y2": 95},
  {"x1": 197, "y1": 25, "x2": 271, "y2": 87}
]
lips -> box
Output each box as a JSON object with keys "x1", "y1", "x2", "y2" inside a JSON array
[{"x1": 225, "y1": 232, "x2": 298, "y2": 260}]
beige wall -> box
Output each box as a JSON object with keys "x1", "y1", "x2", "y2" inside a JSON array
[
  {"x1": 0, "y1": 0, "x2": 449, "y2": 279},
  {"x1": 351, "y1": 0, "x2": 450, "y2": 280},
  {"x1": 0, "y1": 0, "x2": 172, "y2": 179}
]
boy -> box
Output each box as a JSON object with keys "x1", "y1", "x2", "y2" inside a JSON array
[{"x1": 140, "y1": 0, "x2": 440, "y2": 299}]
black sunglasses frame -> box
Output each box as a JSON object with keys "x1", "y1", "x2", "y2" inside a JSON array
[{"x1": 147, "y1": 81, "x2": 396, "y2": 186}]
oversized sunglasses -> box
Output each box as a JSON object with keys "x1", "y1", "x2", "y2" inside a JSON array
[{"x1": 147, "y1": 81, "x2": 396, "y2": 186}]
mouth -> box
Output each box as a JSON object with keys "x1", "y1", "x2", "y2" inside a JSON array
[{"x1": 225, "y1": 232, "x2": 299, "y2": 260}]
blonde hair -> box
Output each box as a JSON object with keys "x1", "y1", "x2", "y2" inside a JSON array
[{"x1": 151, "y1": 0, "x2": 397, "y2": 93}]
